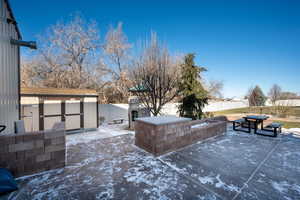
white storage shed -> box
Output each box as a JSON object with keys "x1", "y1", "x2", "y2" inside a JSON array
[{"x1": 21, "y1": 88, "x2": 99, "y2": 132}]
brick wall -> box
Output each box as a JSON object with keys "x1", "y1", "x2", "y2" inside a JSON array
[
  {"x1": 0, "y1": 122, "x2": 66, "y2": 177},
  {"x1": 135, "y1": 117, "x2": 227, "y2": 156}
]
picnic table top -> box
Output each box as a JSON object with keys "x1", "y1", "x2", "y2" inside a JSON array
[{"x1": 243, "y1": 115, "x2": 269, "y2": 120}]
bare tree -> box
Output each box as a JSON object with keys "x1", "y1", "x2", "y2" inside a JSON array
[
  {"x1": 104, "y1": 22, "x2": 132, "y2": 102},
  {"x1": 21, "y1": 59, "x2": 38, "y2": 87},
  {"x1": 23, "y1": 14, "x2": 109, "y2": 89},
  {"x1": 268, "y1": 84, "x2": 282, "y2": 105},
  {"x1": 207, "y1": 80, "x2": 224, "y2": 99},
  {"x1": 131, "y1": 33, "x2": 181, "y2": 116},
  {"x1": 104, "y1": 22, "x2": 131, "y2": 79}
]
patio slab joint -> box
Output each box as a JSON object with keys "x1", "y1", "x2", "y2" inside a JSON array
[{"x1": 232, "y1": 137, "x2": 282, "y2": 200}]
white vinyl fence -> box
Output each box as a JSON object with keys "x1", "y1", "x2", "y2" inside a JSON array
[
  {"x1": 275, "y1": 100, "x2": 300, "y2": 106},
  {"x1": 99, "y1": 104, "x2": 129, "y2": 123},
  {"x1": 99, "y1": 100, "x2": 249, "y2": 122}
]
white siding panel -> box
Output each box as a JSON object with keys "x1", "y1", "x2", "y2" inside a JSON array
[{"x1": 0, "y1": 0, "x2": 20, "y2": 134}]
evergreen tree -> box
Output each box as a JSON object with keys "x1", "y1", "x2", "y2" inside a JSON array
[
  {"x1": 178, "y1": 54, "x2": 208, "y2": 120},
  {"x1": 248, "y1": 85, "x2": 267, "y2": 106}
]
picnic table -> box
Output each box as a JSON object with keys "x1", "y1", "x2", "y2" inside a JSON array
[
  {"x1": 243, "y1": 115, "x2": 269, "y2": 133},
  {"x1": 233, "y1": 115, "x2": 281, "y2": 137}
]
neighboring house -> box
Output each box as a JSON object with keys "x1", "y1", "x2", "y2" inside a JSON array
[{"x1": 0, "y1": 0, "x2": 36, "y2": 134}]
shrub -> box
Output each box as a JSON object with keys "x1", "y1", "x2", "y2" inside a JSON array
[{"x1": 248, "y1": 86, "x2": 267, "y2": 106}]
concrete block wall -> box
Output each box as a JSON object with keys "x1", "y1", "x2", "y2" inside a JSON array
[
  {"x1": 0, "y1": 122, "x2": 66, "y2": 177},
  {"x1": 189, "y1": 119, "x2": 227, "y2": 143},
  {"x1": 135, "y1": 118, "x2": 227, "y2": 156}
]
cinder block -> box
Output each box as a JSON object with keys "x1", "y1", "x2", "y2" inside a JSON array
[
  {"x1": 24, "y1": 161, "x2": 38, "y2": 175},
  {"x1": 9, "y1": 142, "x2": 34, "y2": 152},
  {"x1": 45, "y1": 159, "x2": 65, "y2": 170},
  {"x1": 15, "y1": 134, "x2": 24, "y2": 144},
  {"x1": 0, "y1": 144, "x2": 8, "y2": 153},
  {"x1": 34, "y1": 140, "x2": 44, "y2": 148},
  {"x1": 45, "y1": 144, "x2": 65, "y2": 153},
  {"x1": 23, "y1": 133, "x2": 44, "y2": 142},
  {"x1": 15, "y1": 162, "x2": 25, "y2": 176},
  {"x1": 36, "y1": 153, "x2": 51, "y2": 162},
  {"x1": 16, "y1": 151, "x2": 25, "y2": 160},
  {"x1": 51, "y1": 150, "x2": 65, "y2": 161},
  {"x1": 44, "y1": 139, "x2": 52, "y2": 146},
  {"x1": 0, "y1": 136, "x2": 15, "y2": 145},
  {"x1": 25, "y1": 148, "x2": 44, "y2": 158},
  {"x1": 44, "y1": 131, "x2": 65, "y2": 139},
  {"x1": 0, "y1": 152, "x2": 17, "y2": 163},
  {"x1": 51, "y1": 137, "x2": 65, "y2": 145},
  {"x1": 36, "y1": 160, "x2": 48, "y2": 169}
]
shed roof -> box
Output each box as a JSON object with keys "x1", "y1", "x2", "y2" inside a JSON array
[
  {"x1": 4, "y1": 0, "x2": 22, "y2": 39},
  {"x1": 21, "y1": 87, "x2": 98, "y2": 97}
]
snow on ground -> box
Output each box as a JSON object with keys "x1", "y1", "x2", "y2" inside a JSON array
[
  {"x1": 283, "y1": 128, "x2": 300, "y2": 134},
  {"x1": 67, "y1": 122, "x2": 134, "y2": 146},
  {"x1": 3, "y1": 123, "x2": 300, "y2": 200}
]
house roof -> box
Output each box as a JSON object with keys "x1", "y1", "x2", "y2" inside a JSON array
[
  {"x1": 21, "y1": 87, "x2": 98, "y2": 97},
  {"x1": 4, "y1": 0, "x2": 22, "y2": 39}
]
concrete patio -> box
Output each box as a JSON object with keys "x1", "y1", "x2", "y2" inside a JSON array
[{"x1": 1, "y1": 126, "x2": 300, "y2": 200}]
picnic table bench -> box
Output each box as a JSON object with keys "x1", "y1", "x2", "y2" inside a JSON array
[
  {"x1": 112, "y1": 118, "x2": 124, "y2": 124},
  {"x1": 259, "y1": 122, "x2": 282, "y2": 137},
  {"x1": 233, "y1": 118, "x2": 251, "y2": 133}
]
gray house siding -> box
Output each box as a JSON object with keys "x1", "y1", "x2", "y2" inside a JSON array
[{"x1": 0, "y1": 0, "x2": 21, "y2": 134}]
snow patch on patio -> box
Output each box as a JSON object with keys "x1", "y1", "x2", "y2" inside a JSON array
[
  {"x1": 197, "y1": 194, "x2": 218, "y2": 200},
  {"x1": 198, "y1": 175, "x2": 215, "y2": 184},
  {"x1": 283, "y1": 128, "x2": 300, "y2": 137},
  {"x1": 271, "y1": 181, "x2": 300, "y2": 195},
  {"x1": 198, "y1": 174, "x2": 239, "y2": 192},
  {"x1": 67, "y1": 123, "x2": 134, "y2": 146},
  {"x1": 215, "y1": 174, "x2": 239, "y2": 192},
  {"x1": 286, "y1": 128, "x2": 300, "y2": 133},
  {"x1": 119, "y1": 151, "x2": 192, "y2": 200}
]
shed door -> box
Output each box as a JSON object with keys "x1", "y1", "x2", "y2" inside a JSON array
[
  {"x1": 40, "y1": 97, "x2": 84, "y2": 131},
  {"x1": 43, "y1": 99, "x2": 62, "y2": 130},
  {"x1": 65, "y1": 99, "x2": 83, "y2": 130}
]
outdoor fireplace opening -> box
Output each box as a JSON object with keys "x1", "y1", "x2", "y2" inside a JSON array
[{"x1": 131, "y1": 110, "x2": 138, "y2": 122}]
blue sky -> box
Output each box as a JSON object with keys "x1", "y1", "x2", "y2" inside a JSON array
[{"x1": 10, "y1": 0, "x2": 300, "y2": 98}]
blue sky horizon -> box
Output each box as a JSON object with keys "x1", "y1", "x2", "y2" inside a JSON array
[{"x1": 10, "y1": 0, "x2": 300, "y2": 98}]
